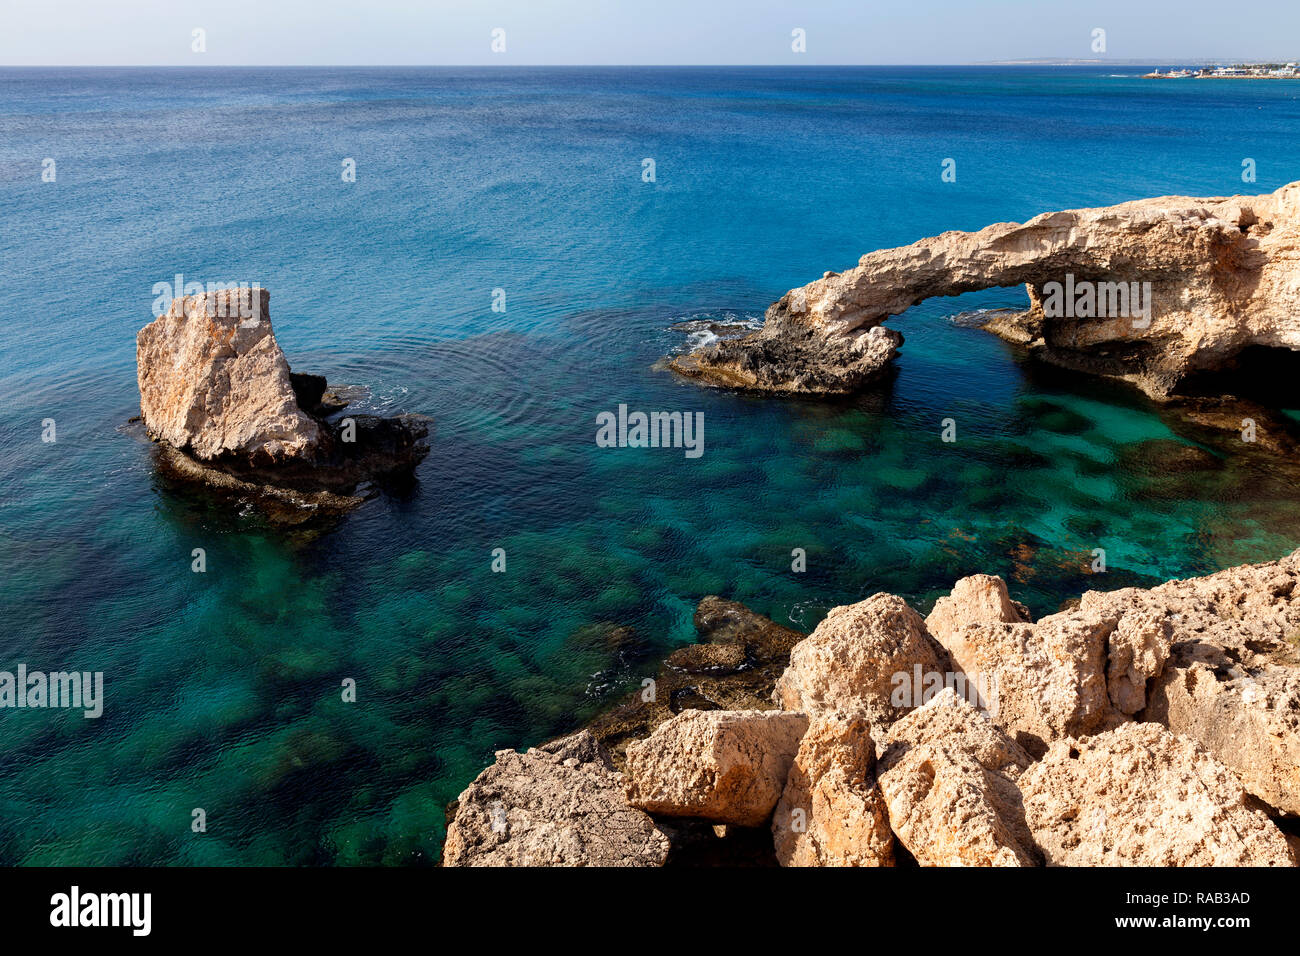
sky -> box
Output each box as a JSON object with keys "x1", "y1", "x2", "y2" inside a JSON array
[{"x1": 2, "y1": 0, "x2": 1298, "y2": 66}]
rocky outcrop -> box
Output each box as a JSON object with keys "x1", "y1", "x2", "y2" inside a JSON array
[
  {"x1": 583, "y1": 596, "x2": 805, "y2": 767},
  {"x1": 623, "y1": 710, "x2": 809, "y2": 827},
  {"x1": 773, "y1": 593, "x2": 947, "y2": 728},
  {"x1": 442, "y1": 731, "x2": 671, "y2": 867},
  {"x1": 771, "y1": 711, "x2": 895, "y2": 866},
  {"x1": 448, "y1": 550, "x2": 1300, "y2": 866},
  {"x1": 928, "y1": 603, "x2": 1122, "y2": 757},
  {"x1": 1147, "y1": 665, "x2": 1300, "y2": 818},
  {"x1": 924, "y1": 574, "x2": 1030, "y2": 644},
  {"x1": 137, "y1": 288, "x2": 321, "y2": 462},
  {"x1": 1021, "y1": 723, "x2": 1295, "y2": 867},
  {"x1": 135, "y1": 289, "x2": 429, "y2": 522},
  {"x1": 670, "y1": 182, "x2": 1300, "y2": 398},
  {"x1": 1083, "y1": 552, "x2": 1300, "y2": 815},
  {"x1": 877, "y1": 690, "x2": 1040, "y2": 866}
]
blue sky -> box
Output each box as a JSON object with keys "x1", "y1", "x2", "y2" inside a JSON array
[{"x1": 3, "y1": 0, "x2": 1298, "y2": 66}]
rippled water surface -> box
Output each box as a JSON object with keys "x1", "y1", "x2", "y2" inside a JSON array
[{"x1": 2, "y1": 66, "x2": 1299, "y2": 864}]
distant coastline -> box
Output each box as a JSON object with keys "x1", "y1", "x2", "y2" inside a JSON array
[{"x1": 1143, "y1": 62, "x2": 1299, "y2": 79}]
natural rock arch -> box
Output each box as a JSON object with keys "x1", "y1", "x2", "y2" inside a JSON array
[{"x1": 670, "y1": 182, "x2": 1300, "y2": 399}]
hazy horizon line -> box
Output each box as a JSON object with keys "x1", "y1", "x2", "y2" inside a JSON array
[{"x1": 2, "y1": 59, "x2": 1287, "y2": 69}]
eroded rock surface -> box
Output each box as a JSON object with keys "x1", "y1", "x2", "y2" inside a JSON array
[
  {"x1": 929, "y1": 606, "x2": 1122, "y2": 756},
  {"x1": 624, "y1": 710, "x2": 809, "y2": 826},
  {"x1": 443, "y1": 731, "x2": 671, "y2": 867},
  {"x1": 773, "y1": 593, "x2": 947, "y2": 728},
  {"x1": 925, "y1": 574, "x2": 1031, "y2": 644},
  {"x1": 877, "y1": 690, "x2": 1040, "y2": 866},
  {"x1": 1021, "y1": 723, "x2": 1295, "y2": 867},
  {"x1": 671, "y1": 182, "x2": 1300, "y2": 398},
  {"x1": 771, "y1": 711, "x2": 895, "y2": 867}
]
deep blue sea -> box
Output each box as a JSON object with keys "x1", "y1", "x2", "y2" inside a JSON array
[{"x1": 2, "y1": 66, "x2": 1299, "y2": 864}]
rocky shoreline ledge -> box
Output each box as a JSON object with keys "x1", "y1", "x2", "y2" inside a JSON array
[
  {"x1": 133, "y1": 288, "x2": 430, "y2": 524},
  {"x1": 669, "y1": 182, "x2": 1300, "y2": 400},
  {"x1": 444, "y1": 550, "x2": 1300, "y2": 866}
]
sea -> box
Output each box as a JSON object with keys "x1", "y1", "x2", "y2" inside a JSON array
[{"x1": 1, "y1": 65, "x2": 1298, "y2": 864}]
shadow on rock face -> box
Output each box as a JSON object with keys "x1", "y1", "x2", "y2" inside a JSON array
[{"x1": 131, "y1": 288, "x2": 431, "y2": 527}]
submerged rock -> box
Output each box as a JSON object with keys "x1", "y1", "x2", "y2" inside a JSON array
[
  {"x1": 1021, "y1": 723, "x2": 1295, "y2": 867},
  {"x1": 442, "y1": 731, "x2": 670, "y2": 867},
  {"x1": 135, "y1": 289, "x2": 429, "y2": 521},
  {"x1": 671, "y1": 182, "x2": 1300, "y2": 398},
  {"x1": 584, "y1": 596, "x2": 804, "y2": 767}
]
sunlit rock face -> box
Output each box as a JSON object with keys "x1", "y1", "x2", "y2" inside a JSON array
[
  {"x1": 671, "y1": 182, "x2": 1300, "y2": 398},
  {"x1": 137, "y1": 288, "x2": 323, "y2": 464}
]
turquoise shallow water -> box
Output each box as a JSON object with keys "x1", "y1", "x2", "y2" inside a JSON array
[{"x1": 1, "y1": 66, "x2": 1299, "y2": 864}]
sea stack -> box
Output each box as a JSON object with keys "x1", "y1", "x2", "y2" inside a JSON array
[
  {"x1": 670, "y1": 181, "x2": 1300, "y2": 398},
  {"x1": 135, "y1": 287, "x2": 430, "y2": 521}
]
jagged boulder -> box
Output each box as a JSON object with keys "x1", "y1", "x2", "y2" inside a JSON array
[
  {"x1": 623, "y1": 710, "x2": 809, "y2": 826},
  {"x1": 925, "y1": 574, "x2": 1031, "y2": 644},
  {"x1": 137, "y1": 287, "x2": 321, "y2": 462},
  {"x1": 1146, "y1": 664, "x2": 1300, "y2": 817},
  {"x1": 443, "y1": 731, "x2": 670, "y2": 867},
  {"x1": 931, "y1": 607, "x2": 1122, "y2": 756},
  {"x1": 877, "y1": 690, "x2": 1040, "y2": 866},
  {"x1": 771, "y1": 712, "x2": 895, "y2": 867},
  {"x1": 1021, "y1": 723, "x2": 1295, "y2": 867},
  {"x1": 1081, "y1": 551, "x2": 1300, "y2": 813},
  {"x1": 880, "y1": 687, "x2": 1034, "y2": 781},
  {"x1": 774, "y1": 593, "x2": 947, "y2": 728}
]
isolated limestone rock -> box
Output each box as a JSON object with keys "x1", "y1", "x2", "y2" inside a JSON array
[
  {"x1": 137, "y1": 288, "x2": 321, "y2": 462},
  {"x1": 1021, "y1": 723, "x2": 1295, "y2": 867},
  {"x1": 877, "y1": 691, "x2": 1040, "y2": 866},
  {"x1": 135, "y1": 288, "x2": 430, "y2": 522},
  {"x1": 443, "y1": 731, "x2": 670, "y2": 867},
  {"x1": 671, "y1": 182, "x2": 1300, "y2": 398},
  {"x1": 624, "y1": 710, "x2": 809, "y2": 826},
  {"x1": 771, "y1": 712, "x2": 895, "y2": 867},
  {"x1": 774, "y1": 593, "x2": 946, "y2": 727}
]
